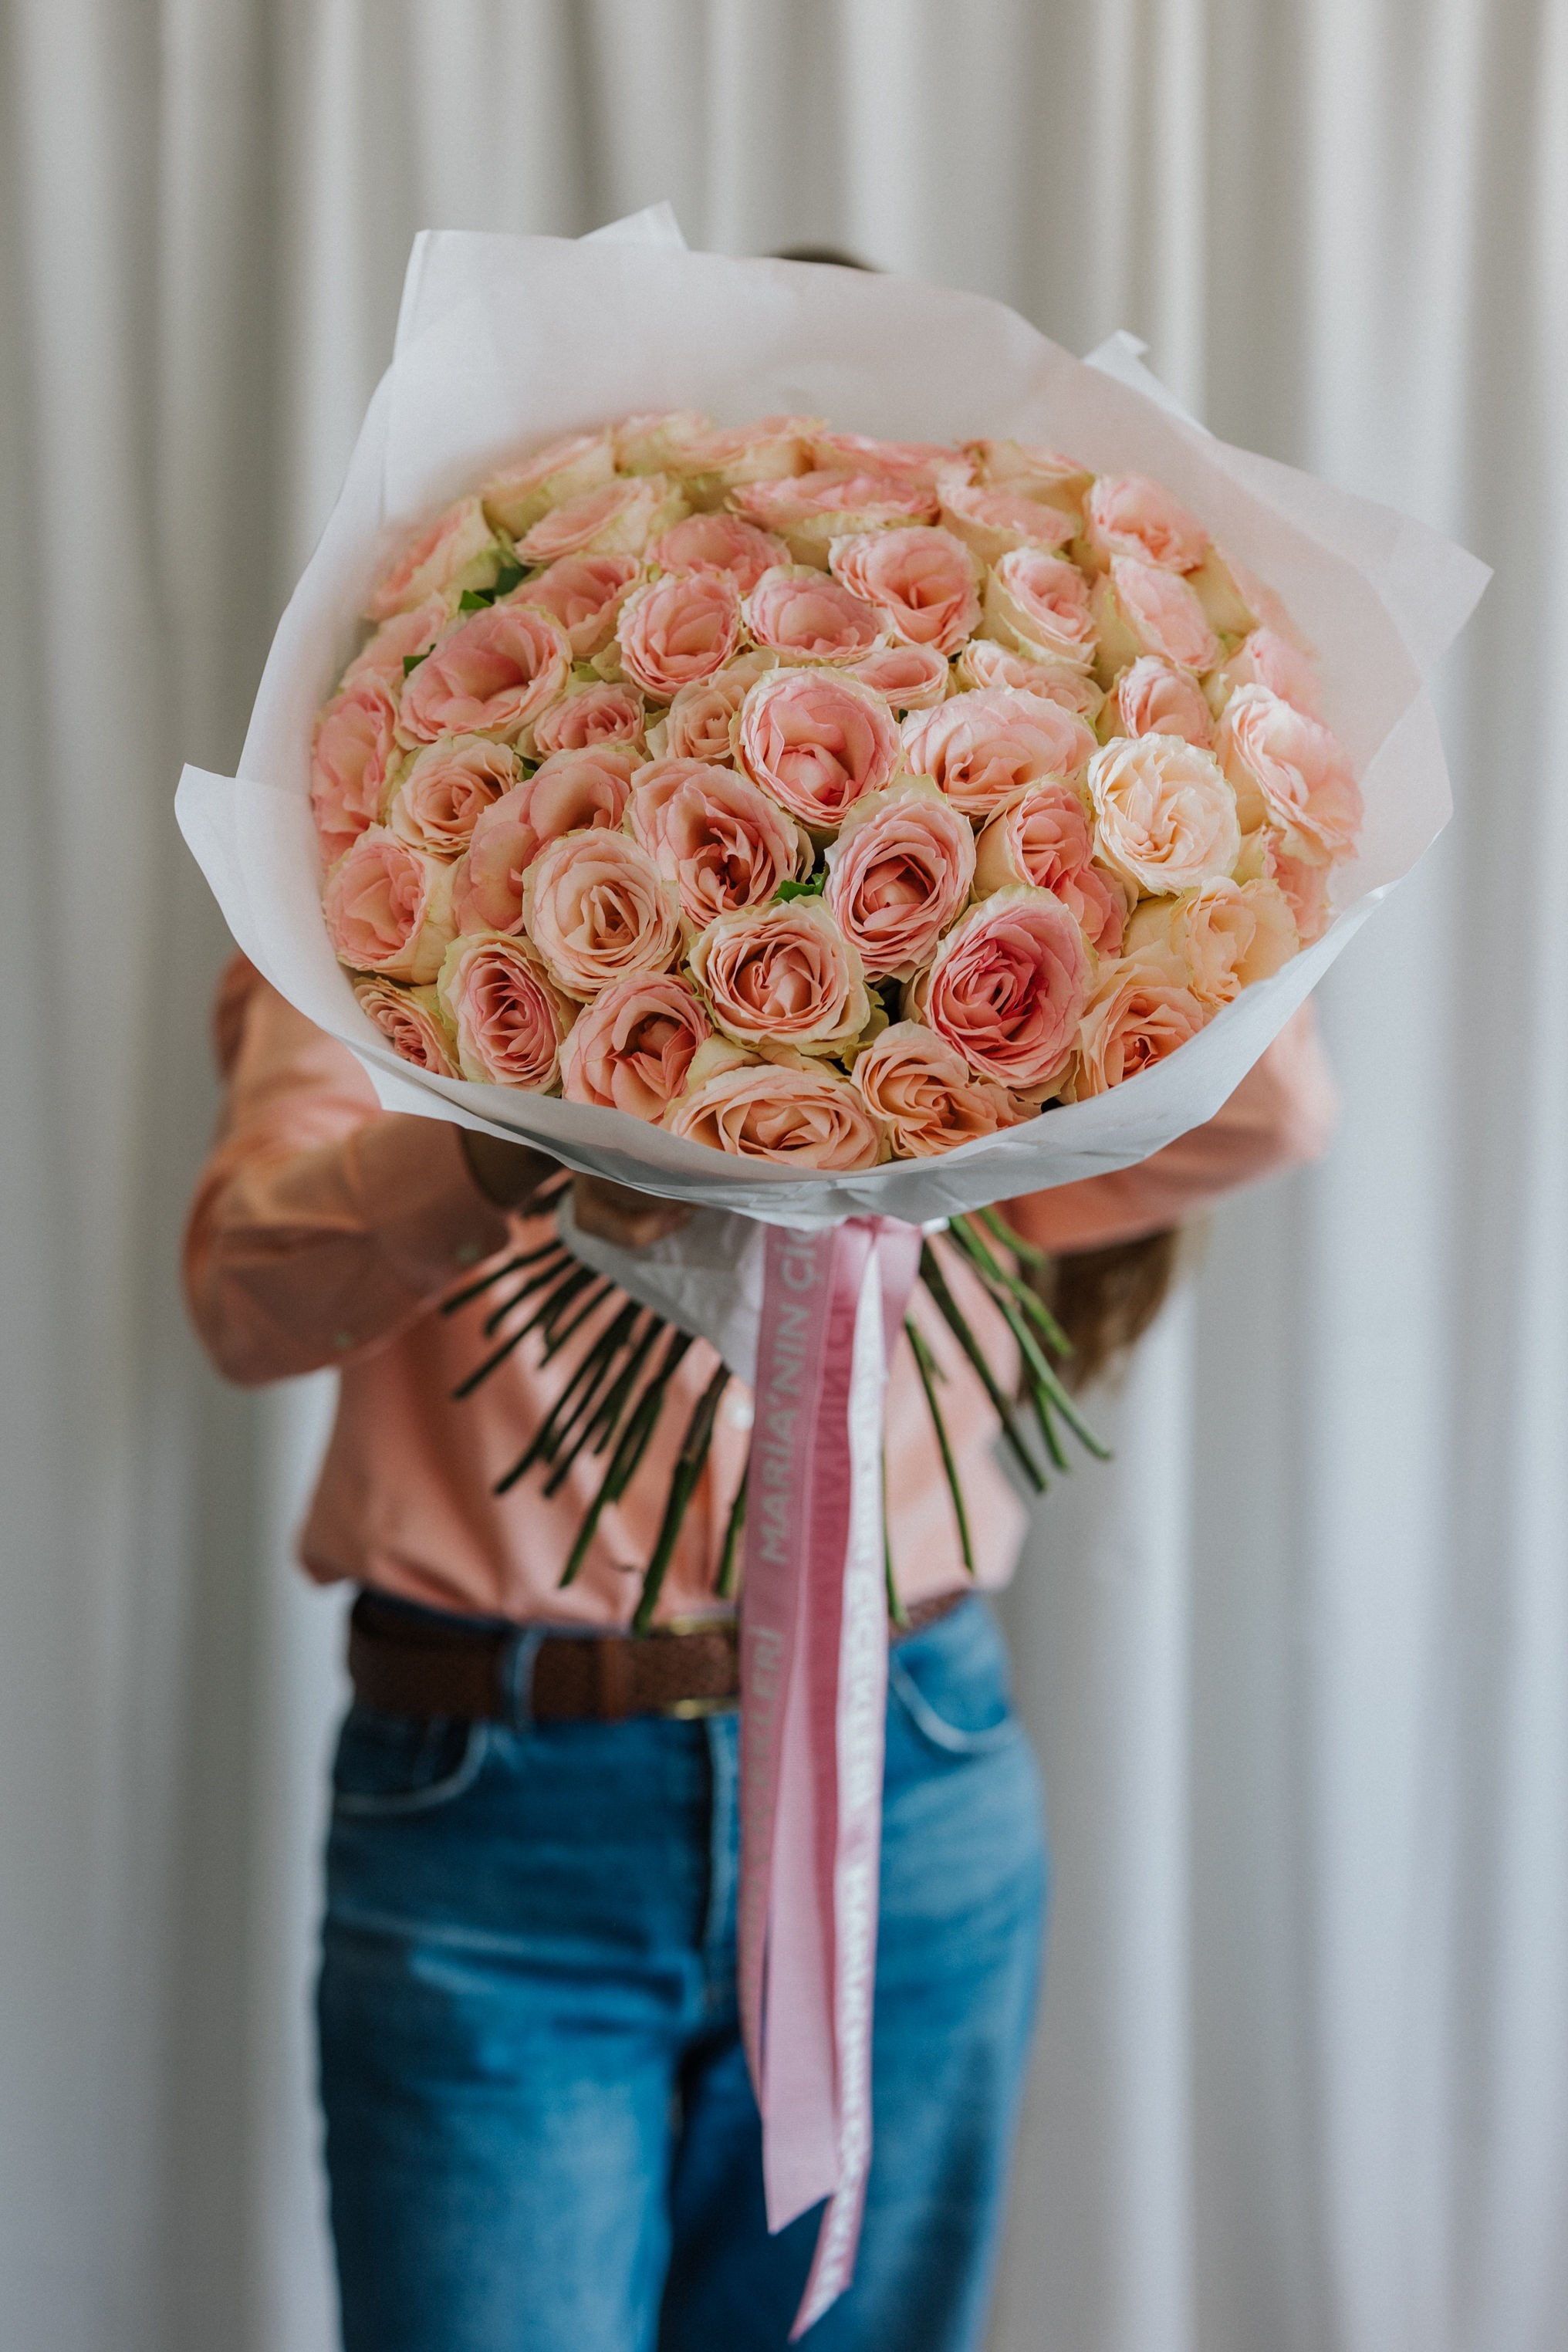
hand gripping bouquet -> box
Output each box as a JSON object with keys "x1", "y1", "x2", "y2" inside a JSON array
[{"x1": 177, "y1": 211, "x2": 1485, "y2": 2333}]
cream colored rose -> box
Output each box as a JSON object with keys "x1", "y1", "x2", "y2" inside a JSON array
[
  {"x1": 665, "y1": 1044, "x2": 886, "y2": 1171},
  {"x1": 955, "y1": 639, "x2": 1105, "y2": 722},
  {"x1": 961, "y1": 440, "x2": 1093, "y2": 519},
  {"x1": 1216, "y1": 684, "x2": 1362, "y2": 863},
  {"x1": 1088, "y1": 733, "x2": 1241, "y2": 897},
  {"x1": 653, "y1": 654, "x2": 778, "y2": 763},
  {"x1": 938, "y1": 482, "x2": 1076, "y2": 568},
  {"x1": 482, "y1": 432, "x2": 616, "y2": 539},
  {"x1": 515, "y1": 475, "x2": 688, "y2": 565},
  {"x1": 1206, "y1": 626, "x2": 1323, "y2": 720},
  {"x1": 983, "y1": 550, "x2": 1098, "y2": 670},
  {"x1": 436, "y1": 931, "x2": 574, "y2": 1090},
  {"x1": 1104, "y1": 655, "x2": 1215, "y2": 749},
  {"x1": 323, "y1": 828, "x2": 456, "y2": 983},
  {"x1": 521, "y1": 830, "x2": 681, "y2": 999},
  {"x1": 353, "y1": 977, "x2": 459, "y2": 1078},
  {"x1": 1063, "y1": 954, "x2": 1210, "y2": 1097},
  {"x1": 614, "y1": 411, "x2": 713, "y2": 475},
  {"x1": 1090, "y1": 556, "x2": 1220, "y2": 684},
  {"x1": 1082, "y1": 474, "x2": 1208, "y2": 573},
  {"x1": 1235, "y1": 825, "x2": 1333, "y2": 944},
  {"x1": 844, "y1": 640, "x2": 950, "y2": 711},
  {"x1": 850, "y1": 1023, "x2": 1019, "y2": 1157},
  {"x1": 733, "y1": 469, "x2": 938, "y2": 566},
  {"x1": 689, "y1": 897, "x2": 871, "y2": 1056},
  {"x1": 1125, "y1": 876, "x2": 1298, "y2": 1005},
  {"x1": 676, "y1": 414, "x2": 824, "y2": 509},
  {"x1": 365, "y1": 496, "x2": 503, "y2": 621},
  {"x1": 384, "y1": 735, "x2": 519, "y2": 858}
]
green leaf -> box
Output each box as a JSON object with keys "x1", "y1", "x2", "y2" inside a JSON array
[
  {"x1": 776, "y1": 872, "x2": 825, "y2": 902},
  {"x1": 492, "y1": 562, "x2": 525, "y2": 599},
  {"x1": 458, "y1": 587, "x2": 493, "y2": 611},
  {"x1": 401, "y1": 650, "x2": 431, "y2": 677}
]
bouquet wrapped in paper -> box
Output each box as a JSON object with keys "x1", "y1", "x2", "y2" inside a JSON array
[{"x1": 177, "y1": 210, "x2": 1485, "y2": 2331}]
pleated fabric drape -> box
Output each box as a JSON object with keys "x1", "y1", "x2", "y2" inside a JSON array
[{"x1": 2, "y1": 5, "x2": 1563, "y2": 2348}]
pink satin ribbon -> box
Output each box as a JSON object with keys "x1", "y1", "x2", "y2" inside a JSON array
[{"x1": 738, "y1": 1215, "x2": 924, "y2": 2338}]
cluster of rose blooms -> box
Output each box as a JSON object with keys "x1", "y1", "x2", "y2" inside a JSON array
[{"x1": 311, "y1": 411, "x2": 1364, "y2": 1169}]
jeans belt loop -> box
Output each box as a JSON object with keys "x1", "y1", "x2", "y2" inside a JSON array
[{"x1": 498, "y1": 1624, "x2": 549, "y2": 1732}]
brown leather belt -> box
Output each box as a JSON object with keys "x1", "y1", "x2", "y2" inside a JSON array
[{"x1": 348, "y1": 1587, "x2": 968, "y2": 1725}]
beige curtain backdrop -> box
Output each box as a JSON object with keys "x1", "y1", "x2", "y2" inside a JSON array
[{"x1": 2, "y1": 4, "x2": 1563, "y2": 2347}]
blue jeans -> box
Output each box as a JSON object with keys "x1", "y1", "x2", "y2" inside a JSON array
[{"x1": 317, "y1": 1596, "x2": 1046, "y2": 2352}]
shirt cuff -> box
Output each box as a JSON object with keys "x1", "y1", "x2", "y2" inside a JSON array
[{"x1": 348, "y1": 1115, "x2": 515, "y2": 1293}]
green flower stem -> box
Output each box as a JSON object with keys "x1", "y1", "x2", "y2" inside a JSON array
[
  {"x1": 441, "y1": 1234, "x2": 567, "y2": 1317},
  {"x1": 715, "y1": 1460, "x2": 749, "y2": 1600},
  {"x1": 538, "y1": 1277, "x2": 615, "y2": 1362},
  {"x1": 949, "y1": 1215, "x2": 1073, "y2": 1359},
  {"x1": 452, "y1": 1264, "x2": 590, "y2": 1401},
  {"x1": 906, "y1": 1316, "x2": 975, "y2": 1576},
  {"x1": 559, "y1": 1327, "x2": 694, "y2": 1588},
  {"x1": 495, "y1": 1302, "x2": 640, "y2": 1495},
  {"x1": 945, "y1": 1222, "x2": 1107, "y2": 1458},
  {"x1": 917, "y1": 1243, "x2": 1046, "y2": 1493},
  {"x1": 481, "y1": 1249, "x2": 573, "y2": 1338},
  {"x1": 541, "y1": 1311, "x2": 663, "y2": 1498},
  {"x1": 632, "y1": 1360, "x2": 731, "y2": 1636},
  {"x1": 974, "y1": 1201, "x2": 1051, "y2": 1274}
]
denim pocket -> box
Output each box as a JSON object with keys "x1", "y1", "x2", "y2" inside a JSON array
[
  {"x1": 330, "y1": 1703, "x2": 491, "y2": 1818},
  {"x1": 887, "y1": 1598, "x2": 1020, "y2": 1756}
]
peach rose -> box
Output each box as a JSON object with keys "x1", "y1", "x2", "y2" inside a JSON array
[
  {"x1": 353, "y1": 977, "x2": 460, "y2": 1078},
  {"x1": 902, "y1": 688, "x2": 1097, "y2": 819},
  {"x1": 385, "y1": 735, "x2": 519, "y2": 858},
  {"x1": 343, "y1": 593, "x2": 453, "y2": 688},
  {"x1": 823, "y1": 778, "x2": 976, "y2": 980},
  {"x1": 955, "y1": 638, "x2": 1105, "y2": 721},
  {"x1": 829, "y1": 528, "x2": 980, "y2": 655},
  {"x1": 559, "y1": 972, "x2": 711, "y2": 1120},
  {"x1": 1090, "y1": 556, "x2": 1219, "y2": 681},
  {"x1": 517, "y1": 553, "x2": 642, "y2": 660},
  {"x1": 735, "y1": 668, "x2": 901, "y2": 830},
  {"x1": 745, "y1": 566, "x2": 884, "y2": 664},
  {"x1": 627, "y1": 759, "x2": 808, "y2": 928},
  {"x1": 984, "y1": 549, "x2": 1098, "y2": 670},
  {"x1": 616, "y1": 571, "x2": 742, "y2": 698},
  {"x1": 937, "y1": 482, "x2": 1076, "y2": 567},
  {"x1": 1235, "y1": 826, "x2": 1333, "y2": 944},
  {"x1": 963, "y1": 440, "x2": 1092, "y2": 516},
  {"x1": 614, "y1": 411, "x2": 713, "y2": 474},
  {"x1": 809, "y1": 431, "x2": 963, "y2": 489},
  {"x1": 843, "y1": 640, "x2": 951, "y2": 711},
  {"x1": 1208, "y1": 626, "x2": 1323, "y2": 718},
  {"x1": 1216, "y1": 684, "x2": 1362, "y2": 863},
  {"x1": 521, "y1": 830, "x2": 681, "y2": 998},
  {"x1": 481, "y1": 432, "x2": 616, "y2": 539},
  {"x1": 452, "y1": 745, "x2": 638, "y2": 935},
  {"x1": 666, "y1": 1043, "x2": 885, "y2": 1171},
  {"x1": 398, "y1": 602, "x2": 571, "y2": 744},
  {"x1": 529, "y1": 680, "x2": 646, "y2": 759},
  {"x1": 435, "y1": 931, "x2": 573, "y2": 1090},
  {"x1": 851, "y1": 1022, "x2": 1019, "y2": 1157},
  {"x1": 1089, "y1": 733, "x2": 1241, "y2": 896},
  {"x1": 678, "y1": 414, "x2": 822, "y2": 505},
  {"x1": 365, "y1": 496, "x2": 502, "y2": 621},
  {"x1": 973, "y1": 783, "x2": 1128, "y2": 955},
  {"x1": 1082, "y1": 474, "x2": 1208, "y2": 573},
  {"x1": 734, "y1": 468, "x2": 938, "y2": 564},
  {"x1": 1125, "y1": 876, "x2": 1298, "y2": 1005},
  {"x1": 515, "y1": 475, "x2": 687, "y2": 565},
  {"x1": 652, "y1": 654, "x2": 777, "y2": 763},
  {"x1": 311, "y1": 672, "x2": 400, "y2": 866},
  {"x1": 323, "y1": 827, "x2": 456, "y2": 982},
  {"x1": 917, "y1": 888, "x2": 1094, "y2": 1094},
  {"x1": 651, "y1": 512, "x2": 789, "y2": 593},
  {"x1": 1106, "y1": 655, "x2": 1215, "y2": 749},
  {"x1": 1064, "y1": 955, "x2": 1211, "y2": 1097},
  {"x1": 690, "y1": 897, "x2": 870, "y2": 1056}
]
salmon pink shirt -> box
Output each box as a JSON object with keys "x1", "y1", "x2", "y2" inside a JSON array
[{"x1": 184, "y1": 955, "x2": 1336, "y2": 1628}]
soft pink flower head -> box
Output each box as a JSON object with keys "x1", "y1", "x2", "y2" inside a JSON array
[
  {"x1": 365, "y1": 496, "x2": 501, "y2": 621},
  {"x1": 734, "y1": 468, "x2": 938, "y2": 563},
  {"x1": 1217, "y1": 684, "x2": 1362, "y2": 863},
  {"x1": 1064, "y1": 955, "x2": 1211, "y2": 1098},
  {"x1": 1214, "y1": 627, "x2": 1323, "y2": 718},
  {"x1": 829, "y1": 528, "x2": 980, "y2": 656},
  {"x1": 385, "y1": 735, "x2": 519, "y2": 858},
  {"x1": 616, "y1": 570, "x2": 742, "y2": 698},
  {"x1": 529, "y1": 681, "x2": 646, "y2": 759},
  {"x1": 690, "y1": 897, "x2": 870, "y2": 1056},
  {"x1": 398, "y1": 602, "x2": 572, "y2": 744},
  {"x1": 823, "y1": 778, "x2": 976, "y2": 980},
  {"x1": 1236, "y1": 826, "x2": 1333, "y2": 943},
  {"x1": 843, "y1": 640, "x2": 951, "y2": 711},
  {"x1": 851, "y1": 1023, "x2": 1019, "y2": 1157},
  {"x1": 963, "y1": 440, "x2": 1093, "y2": 516},
  {"x1": 627, "y1": 759, "x2": 807, "y2": 928},
  {"x1": 735, "y1": 668, "x2": 901, "y2": 830},
  {"x1": 654, "y1": 654, "x2": 778, "y2": 764},
  {"x1": 614, "y1": 411, "x2": 713, "y2": 475},
  {"x1": 665, "y1": 1046, "x2": 886, "y2": 1171},
  {"x1": 435, "y1": 931, "x2": 573, "y2": 1090},
  {"x1": 745, "y1": 566, "x2": 884, "y2": 664},
  {"x1": 311, "y1": 672, "x2": 400, "y2": 866},
  {"x1": 515, "y1": 475, "x2": 685, "y2": 565},
  {"x1": 1125, "y1": 876, "x2": 1298, "y2": 1006},
  {"x1": 1093, "y1": 557, "x2": 1219, "y2": 677},
  {"x1": 1089, "y1": 733, "x2": 1241, "y2": 897},
  {"x1": 955, "y1": 638, "x2": 1105, "y2": 721},
  {"x1": 343, "y1": 594, "x2": 453, "y2": 689},
  {"x1": 1083, "y1": 475, "x2": 1208, "y2": 572},
  {"x1": 901, "y1": 688, "x2": 1097, "y2": 819},
  {"x1": 353, "y1": 977, "x2": 459, "y2": 1078},
  {"x1": 517, "y1": 553, "x2": 641, "y2": 660},
  {"x1": 323, "y1": 828, "x2": 456, "y2": 983},
  {"x1": 651, "y1": 512, "x2": 789, "y2": 593},
  {"x1": 559, "y1": 972, "x2": 711, "y2": 1120},
  {"x1": 984, "y1": 549, "x2": 1098, "y2": 669},
  {"x1": 973, "y1": 783, "x2": 1128, "y2": 956},
  {"x1": 481, "y1": 432, "x2": 616, "y2": 539},
  {"x1": 917, "y1": 888, "x2": 1095, "y2": 1095},
  {"x1": 1108, "y1": 655, "x2": 1215, "y2": 749},
  {"x1": 809, "y1": 431, "x2": 964, "y2": 489},
  {"x1": 521, "y1": 830, "x2": 681, "y2": 999},
  {"x1": 678, "y1": 414, "x2": 823, "y2": 499},
  {"x1": 452, "y1": 745, "x2": 639, "y2": 936},
  {"x1": 937, "y1": 483, "x2": 1076, "y2": 568}
]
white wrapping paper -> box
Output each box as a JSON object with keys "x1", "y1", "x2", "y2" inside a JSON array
[{"x1": 177, "y1": 211, "x2": 1489, "y2": 1233}]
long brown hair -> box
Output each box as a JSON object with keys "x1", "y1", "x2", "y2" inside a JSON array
[{"x1": 1039, "y1": 1229, "x2": 1184, "y2": 1389}]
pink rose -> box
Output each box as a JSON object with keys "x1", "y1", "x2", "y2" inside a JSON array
[
  {"x1": 963, "y1": 440, "x2": 1092, "y2": 516},
  {"x1": 481, "y1": 431, "x2": 616, "y2": 539},
  {"x1": 398, "y1": 602, "x2": 572, "y2": 744},
  {"x1": 735, "y1": 668, "x2": 901, "y2": 830},
  {"x1": 917, "y1": 888, "x2": 1094, "y2": 1094},
  {"x1": 521, "y1": 830, "x2": 681, "y2": 999},
  {"x1": 435, "y1": 931, "x2": 573, "y2": 1090},
  {"x1": 529, "y1": 680, "x2": 646, "y2": 758},
  {"x1": 452, "y1": 745, "x2": 639, "y2": 935},
  {"x1": 1089, "y1": 733, "x2": 1241, "y2": 896},
  {"x1": 310, "y1": 672, "x2": 400, "y2": 866},
  {"x1": 343, "y1": 593, "x2": 453, "y2": 688},
  {"x1": 651, "y1": 512, "x2": 789, "y2": 593},
  {"x1": 1090, "y1": 556, "x2": 1219, "y2": 680},
  {"x1": 1216, "y1": 684, "x2": 1362, "y2": 863},
  {"x1": 1083, "y1": 474, "x2": 1208, "y2": 572},
  {"x1": 983, "y1": 549, "x2": 1099, "y2": 670},
  {"x1": 734, "y1": 468, "x2": 938, "y2": 564},
  {"x1": 515, "y1": 475, "x2": 686, "y2": 565},
  {"x1": 1235, "y1": 826, "x2": 1333, "y2": 944},
  {"x1": 843, "y1": 640, "x2": 951, "y2": 711},
  {"x1": 627, "y1": 759, "x2": 807, "y2": 928},
  {"x1": 809, "y1": 431, "x2": 963, "y2": 488},
  {"x1": 616, "y1": 571, "x2": 742, "y2": 698},
  {"x1": 745, "y1": 566, "x2": 884, "y2": 664},
  {"x1": 385, "y1": 735, "x2": 519, "y2": 858},
  {"x1": 829, "y1": 528, "x2": 979, "y2": 656},
  {"x1": 690, "y1": 897, "x2": 870, "y2": 1055},
  {"x1": 653, "y1": 654, "x2": 777, "y2": 763},
  {"x1": 323, "y1": 827, "x2": 456, "y2": 982},
  {"x1": 352, "y1": 977, "x2": 459, "y2": 1078},
  {"x1": 365, "y1": 496, "x2": 502, "y2": 621},
  {"x1": 1211, "y1": 626, "x2": 1323, "y2": 718},
  {"x1": 614, "y1": 411, "x2": 713, "y2": 474},
  {"x1": 973, "y1": 783, "x2": 1128, "y2": 955},
  {"x1": 518, "y1": 553, "x2": 642, "y2": 660},
  {"x1": 901, "y1": 688, "x2": 1097, "y2": 819},
  {"x1": 1064, "y1": 955, "x2": 1211, "y2": 1098},
  {"x1": 678, "y1": 414, "x2": 822, "y2": 504},
  {"x1": 851, "y1": 1023, "x2": 1019, "y2": 1157},
  {"x1": 823, "y1": 779, "x2": 976, "y2": 980},
  {"x1": 1107, "y1": 655, "x2": 1215, "y2": 749},
  {"x1": 666, "y1": 1046, "x2": 885, "y2": 1171},
  {"x1": 955, "y1": 638, "x2": 1105, "y2": 721},
  {"x1": 938, "y1": 483, "x2": 1076, "y2": 567},
  {"x1": 1125, "y1": 876, "x2": 1298, "y2": 1005},
  {"x1": 559, "y1": 972, "x2": 711, "y2": 1120}
]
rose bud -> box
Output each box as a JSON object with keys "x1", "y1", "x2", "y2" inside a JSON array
[
  {"x1": 666, "y1": 1046, "x2": 886, "y2": 1171},
  {"x1": 689, "y1": 897, "x2": 871, "y2": 1056},
  {"x1": 517, "y1": 553, "x2": 641, "y2": 660},
  {"x1": 515, "y1": 475, "x2": 688, "y2": 565},
  {"x1": 1103, "y1": 654, "x2": 1215, "y2": 749},
  {"x1": 983, "y1": 549, "x2": 1099, "y2": 670},
  {"x1": 1216, "y1": 684, "x2": 1362, "y2": 863},
  {"x1": 1088, "y1": 732, "x2": 1242, "y2": 897},
  {"x1": 560, "y1": 972, "x2": 712, "y2": 1120},
  {"x1": 902, "y1": 687, "x2": 1097, "y2": 819},
  {"x1": 1081, "y1": 473, "x2": 1209, "y2": 573},
  {"x1": 843, "y1": 640, "x2": 951, "y2": 711},
  {"x1": 521, "y1": 830, "x2": 681, "y2": 999},
  {"x1": 937, "y1": 482, "x2": 1077, "y2": 568},
  {"x1": 916, "y1": 887, "x2": 1095, "y2": 1096},
  {"x1": 481, "y1": 431, "x2": 617, "y2": 539},
  {"x1": 452, "y1": 745, "x2": 640, "y2": 936},
  {"x1": 365, "y1": 495, "x2": 505, "y2": 620},
  {"x1": 745, "y1": 565, "x2": 885, "y2": 664},
  {"x1": 398, "y1": 600, "x2": 572, "y2": 744},
  {"x1": 651, "y1": 512, "x2": 790, "y2": 594},
  {"x1": 735, "y1": 668, "x2": 901, "y2": 831},
  {"x1": 1062, "y1": 954, "x2": 1211, "y2": 1098},
  {"x1": 616, "y1": 570, "x2": 742, "y2": 698},
  {"x1": 311, "y1": 672, "x2": 400, "y2": 866},
  {"x1": 973, "y1": 782, "x2": 1128, "y2": 956},
  {"x1": 829, "y1": 527, "x2": 980, "y2": 656},
  {"x1": 627, "y1": 759, "x2": 809, "y2": 928},
  {"x1": 850, "y1": 1022, "x2": 1019, "y2": 1157},
  {"x1": 823, "y1": 778, "x2": 976, "y2": 980},
  {"x1": 385, "y1": 735, "x2": 519, "y2": 859},
  {"x1": 436, "y1": 931, "x2": 574, "y2": 1090},
  {"x1": 1125, "y1": 875, "x2": 1298, "y2": 1005},
  {"x1": 323, "y1": 827, "x2": 457, "y2": 983},
  {"x1": 1089, "y1": 556, "x2": 1219, "y2": 683},
  {"x1": 353, "y1": 977, "x2": 460, "y2": 1078},
  {"x1": 529, "y1": 680, "x2": 646, "y2": 759}
]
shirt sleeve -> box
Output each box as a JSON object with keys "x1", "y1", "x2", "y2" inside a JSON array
[
  {"x1": 999, "y1": 1003, "x2": 1339, "y2": 1256},
  {"x1": 183, "y1": 955, "x2": 523, "y2": 1386}
]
